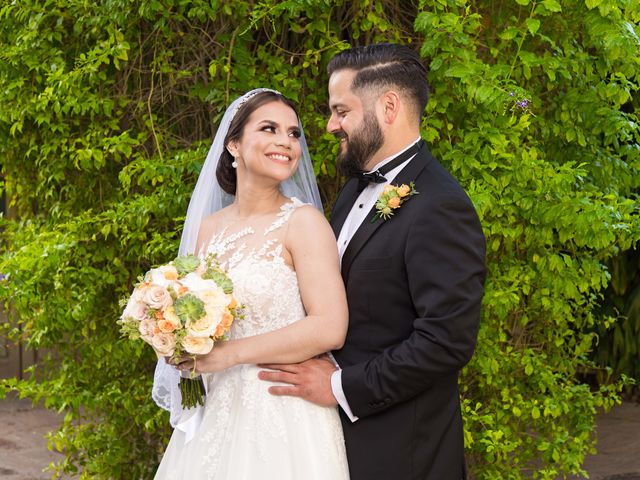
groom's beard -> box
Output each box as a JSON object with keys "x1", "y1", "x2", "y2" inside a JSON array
[{"x1": 336, "y1": 111, "x2": 384, "y2": 177}]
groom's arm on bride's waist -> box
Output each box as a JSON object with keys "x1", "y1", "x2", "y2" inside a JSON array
[{"x1": 340, "y1": 191, "x2": 486, "y2": 419}]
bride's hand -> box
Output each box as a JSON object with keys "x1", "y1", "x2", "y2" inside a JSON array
[{"x1": 176, "y1": 340, "x2": 238, "y2": 374}]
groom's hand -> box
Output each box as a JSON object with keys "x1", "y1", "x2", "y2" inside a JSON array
[{"x1": 258, "y1": 356, "x2": 338, "y2": 407}]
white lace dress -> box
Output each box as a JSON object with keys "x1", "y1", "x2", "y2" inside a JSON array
[{"x1": 154, "y1": 198, "x2": 350, "y2": 480}]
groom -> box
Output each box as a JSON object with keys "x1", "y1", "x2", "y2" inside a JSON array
[{"x1": 260, "y1": 43, "x2": 486, "y2": 479}]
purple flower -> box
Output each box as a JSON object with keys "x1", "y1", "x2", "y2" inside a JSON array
[{"x1": 509, "y1": 91, "x2": 515, "y2": 97}]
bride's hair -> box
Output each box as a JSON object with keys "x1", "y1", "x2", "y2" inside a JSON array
[{"x1": 217, "y1": 91, "x2": 299, "y2": 195}]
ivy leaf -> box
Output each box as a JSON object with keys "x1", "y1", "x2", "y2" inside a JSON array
[
  {"x1": 542, "y1": 0, "x2": 562, "y2": 12},
  {"x1": 526, "y1": 18, "x2": 541, "y2": 35}
]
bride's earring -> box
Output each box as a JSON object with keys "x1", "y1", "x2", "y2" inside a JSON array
[{"x1": 228, "y1": 146, "x2": 238, "y2": 169}]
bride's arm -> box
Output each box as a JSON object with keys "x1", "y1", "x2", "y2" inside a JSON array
[{"x1": 192, "y1": 206, "x2": 348, "y2": 372}]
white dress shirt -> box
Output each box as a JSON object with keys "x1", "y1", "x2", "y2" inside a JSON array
[{"x1": 331, "y1": 138, "x2": 421, "y2": 422}]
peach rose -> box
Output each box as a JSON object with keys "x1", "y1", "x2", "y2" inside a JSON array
[
  {"x1": 157, "y1": 319, "x2": 177, "y2": 333},
  {"x1": 214, "y1": 311, "x2": 234, "y2": 338},
  {"x1": 151, "y1": 332, "x2": 176, "y2": 357},
  {"x1": 157, "y1": 306, "x2": 181, "y2": 333},
  {"x1": 142, "y1": 285, "x2": 173, "y2": 310},
  {"x1": 387, "y1": 196, "x2": 401, "y2": 209},
  {"x1": 182, "y1": 335, "x2": 214, "y2": 355},
  {"x1": 397, "y1": 184, "x2": 411, "y2": 197}
]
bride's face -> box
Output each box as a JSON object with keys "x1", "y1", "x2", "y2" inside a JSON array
[{"x1": 228, "y1": 101, "x2": 302, "y2": 185}]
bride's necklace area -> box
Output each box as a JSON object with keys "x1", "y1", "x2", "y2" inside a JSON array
[
  {"x1": 224, "y1": 207, "x2": 278, "y2": 227},
  {"x1": 224, "y1": 196, "x2": 289, "y2": 225}
]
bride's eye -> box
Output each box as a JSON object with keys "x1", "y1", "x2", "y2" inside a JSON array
[
  {"x1": 261, "y1": 126, "x2": 276, "y2": 133},
  {"x1": 289, "y1": 129, "x2": 301, "y2": 138}
]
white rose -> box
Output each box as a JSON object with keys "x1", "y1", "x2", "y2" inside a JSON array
[
  {"x1": 148, "y1": 267, "x2": 173, "y2": 288},
  {"x1": 152, "y1": 332, "x2": 176, "y2": 357},
  {"x1": 142, "y1": 285, "x2": 173, "y2": 310},
  {"x1": 158, "y1": 265, "x2": 179, "y2": 281},
  {"x1": 131, "y1": 286, "x2": 146, "y2": 303},
  {"x1": 139, "y1": 318, "x2": 157, "y2": 340},
  {"x1": 186, "y1": 311, "x2": 219, "y2": 338},
  {"x1": 180, "y1": 272, "x2": 219, "y2": 295},
  {"x1": 121, "y1": 296, "x2": 149, "y2": 322},
  {"x1": 182, "y1": 335, "x2": 214, "y2": 355},
  {"x1": 199, "y1": 286, "x2": 230, "y2": 309}
]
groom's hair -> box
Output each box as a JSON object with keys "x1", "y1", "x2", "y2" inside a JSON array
[
  {"x1": 327, "y1": 43, "x2": 429, "y2": 121},
  {"x1": 217, "y1": 91, "x2": 299, "y2": 195}
]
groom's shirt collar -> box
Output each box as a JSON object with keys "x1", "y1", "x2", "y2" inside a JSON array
[
  {"x1": 336, "y1": 136, "x2": 422, "y2": 261},
  {"x1": 365, "y1": 137, "x2": 422, "y2": 173}
]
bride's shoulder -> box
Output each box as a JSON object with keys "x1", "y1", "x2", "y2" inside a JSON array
[
  {"x1": 201, "y1": 206, "x2": 231, "y2": 227},
  {"x1": 287, "y1": 200, "x2": 328, "y2": 227},
  {"x1": 285, "y1": 201, "x2": 337, "y2": 259},
  {"x1": 286, "y1": 201, "x2": 333, "y2": 245}
]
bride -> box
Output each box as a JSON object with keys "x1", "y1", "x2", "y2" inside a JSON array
[{"x1": 153, "y1": 89, "x2": 350, "y2": 479}]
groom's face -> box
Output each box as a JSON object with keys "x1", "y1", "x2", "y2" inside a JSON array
[{"x1": 327, "y1": 70, "x2": 384, "y2": 176}]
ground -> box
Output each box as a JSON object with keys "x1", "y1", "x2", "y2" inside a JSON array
[{"x1": 0, "y1": 395, "x2": 638, "y2": 479}]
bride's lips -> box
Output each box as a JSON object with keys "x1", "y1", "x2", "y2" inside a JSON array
[{"x1": 265, "y1": 152, "x2": 292, "y2": 164}]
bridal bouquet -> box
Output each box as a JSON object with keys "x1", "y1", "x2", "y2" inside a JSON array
[{"x1": 119, "y1": 254, "x2": 240, "y2": 408}]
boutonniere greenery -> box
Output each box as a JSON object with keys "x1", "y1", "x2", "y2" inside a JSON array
[{"x1": 372, "y1": 182, "x2": 419, "y2": 222}]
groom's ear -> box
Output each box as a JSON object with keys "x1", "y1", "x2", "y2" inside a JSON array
[{"x1": 380, "y1": 90, "x2": 401, "y2": 125}]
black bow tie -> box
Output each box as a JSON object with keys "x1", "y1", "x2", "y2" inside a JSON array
[
  {"x1": 354, "y1": 171, "x2": 387, "y2": 192},
  {"x1": 352, "y1": 140, "x2": 424, "y2": 193}
]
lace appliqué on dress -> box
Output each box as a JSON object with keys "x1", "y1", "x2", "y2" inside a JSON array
[
  {"x1": 155, "y1": 198, "x2": 349, "y2": 480},
  {"x1": 264, "y1": 197, "x2": 304, "y2": 235},
  {"x1": 198, "y1": 198, "x2": 318, "y2": 472}
]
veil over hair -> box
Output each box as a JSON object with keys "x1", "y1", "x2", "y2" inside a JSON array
[
  {"x1": 178, "y1": 88, "x2": 322, "y2": 256},
  {"x1": 152, "y1": 88, "x2": 323, "y2": 441}
]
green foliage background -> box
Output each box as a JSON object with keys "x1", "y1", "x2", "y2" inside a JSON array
[{"x1": 1, "y1": 0, "x2": 639, "y2": 478}]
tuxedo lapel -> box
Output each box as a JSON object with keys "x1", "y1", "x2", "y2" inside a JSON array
[
  {"x1": 340, "y1": 146, "x2": 431, "y2": 280},
  {"x1": 329, "y1": 178, "x2": 359, "y2": 238}
]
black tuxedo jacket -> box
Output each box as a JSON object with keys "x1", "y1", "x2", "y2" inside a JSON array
[{"x1": 330, "y1": 143, "x2": 486, "y2": 480}]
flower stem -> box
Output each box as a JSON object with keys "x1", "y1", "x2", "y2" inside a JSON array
[{"x1": 179, "y1": 376, "x2": 206, "y2": 408}]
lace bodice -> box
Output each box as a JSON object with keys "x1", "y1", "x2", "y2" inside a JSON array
[
  {"x1": 155, "y1": 197, "x2": 350, "y2": 480},
  {"x1": 203, "y1": 197, "x2": 306, "y2": 339}
]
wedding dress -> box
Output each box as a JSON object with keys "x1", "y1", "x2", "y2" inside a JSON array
[{"x1": 155, "y1": 198, "x2": 350, "y2": 480}]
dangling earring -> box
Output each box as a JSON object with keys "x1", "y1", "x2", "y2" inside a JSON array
[{"x1": 228, "y1": 146, "x2": 238, "y2": 169}]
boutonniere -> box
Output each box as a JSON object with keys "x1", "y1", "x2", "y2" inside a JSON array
[{"x1": 372, "y1": 182, "x2": 419, "y2": 222}]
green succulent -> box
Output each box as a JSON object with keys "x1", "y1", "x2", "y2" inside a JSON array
[
  {"x1": 173, "y1": 255, "x2": 201, "y2": 276},
  {"x1": 203, "y1": 269, "x2": 234, "y2": 294},
  {"x1": 173, "y1": 294, "x2": 206, "y2": 323}
]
